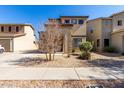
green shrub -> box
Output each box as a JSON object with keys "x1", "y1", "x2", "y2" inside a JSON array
[
  {"x1": 72, "y1": 48, "x2": 75, "y2": 53},
  {"x1": 79, "y1": 51, "x2": 91, "y2": 60},
  {"x1": 79, "y1": 41, "x2": 93, "y2": 60},
  {"x1": 79, "y1": 41, "x2": 93, "y2": 53},
  {"x1": 104, "y1": 46, "x2": 117, "y2": 53}
]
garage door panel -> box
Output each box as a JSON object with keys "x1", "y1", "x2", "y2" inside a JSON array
[{"x1": 0, "y1": 39, "x2": 10, "y2": 52}]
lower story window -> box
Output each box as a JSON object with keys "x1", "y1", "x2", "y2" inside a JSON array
[
  {"x1": 73, "y1": 38, "x2": 82, "y2": 48},
  {"x1": 104, "y1": 39, "x2": 109, "y2": 47}
]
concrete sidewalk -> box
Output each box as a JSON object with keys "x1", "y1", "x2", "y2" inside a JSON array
[{"x1": 0, "y1": 67, "x2": 123, "y2": 80}]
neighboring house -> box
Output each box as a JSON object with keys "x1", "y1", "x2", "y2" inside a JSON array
[
  {"x1": 110, "y1": 11, "x2": 124, "y2": 53},
  {"x1": 39, "y1": 16, "x2": 89, "y2": 53},
  {"x1": 87, "y1": 11, "x2": 124, "y2": 53},
  {"x1": 0, "y1": 24, "x2": 37, "y2": 52},
  {"x1": 87, "y1": 17, "x2": 112, "y2": 52}
]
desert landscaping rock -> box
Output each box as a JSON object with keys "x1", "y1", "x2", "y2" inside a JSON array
[{"x1": 0, "y1": 80, "x2": 123, "y2": 88}]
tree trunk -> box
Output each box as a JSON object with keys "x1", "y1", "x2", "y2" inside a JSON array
[
  {"x1": 53, "y1": 51, "x2": 55, "y2": 61},
  {"x1": 45, "y1": 53, "x2": 48, "y2": 61},
  {"x1": 49, "y1": 52, "x2": 52, "y2": 61}
]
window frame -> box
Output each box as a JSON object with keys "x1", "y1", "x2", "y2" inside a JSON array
[
  {"x1": 16, "y1": 26, "x2": 19, "y2": 32},
  {"x1": 117, "y1": 20, "x2": 122, "y2": 26},
  {"x1": 64, "y1": 20, "x2": 70, "y2": 24},
  {"x1": 73, "y1": 38, "x2": 82, "y2": 48},
  {"x1": 71, "y1": 19, "x2": 77, "y2": 24},
  {"x1": 1, "y1": 26, "x2": 4, "y2": 32},
  {"x1": 8, "y1": 26, "x2": 11, "y2": 32},
  {"x1": 78, "y1": 19, "x2": 84, "y2": 24}
]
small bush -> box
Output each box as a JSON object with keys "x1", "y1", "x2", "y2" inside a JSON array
[
  {"x1": 79, "y1": 41, "x2": 93, "y2": 52},
  {"x1": 104, "y1": 46, "x2": 117, "y2": 53},
  {"x1": 79, "y1": 51, "x2": 91, "y2": 60},
  {"x1": 72, "y1": 48, "x2": 75, "y2": 53},
  {"x1": 79, "y1": 41, "x2": 93, "y2": 60}
]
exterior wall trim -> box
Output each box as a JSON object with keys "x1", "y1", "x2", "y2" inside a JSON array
[{"x1": 111, "y1": 30, "x2": 124, "y2": 35}]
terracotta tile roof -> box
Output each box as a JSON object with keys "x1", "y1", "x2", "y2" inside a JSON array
[{"x1": 60, "y1": 16, "x2": 89, "y2": 18}]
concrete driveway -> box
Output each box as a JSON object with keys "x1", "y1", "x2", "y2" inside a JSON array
[{"x1": 0, "y1": 52, "x2": 42, "y2": 67}]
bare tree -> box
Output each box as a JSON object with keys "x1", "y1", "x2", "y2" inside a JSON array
[{"x1": 40, "y1": 22, "x2": 63, "y2": 61}]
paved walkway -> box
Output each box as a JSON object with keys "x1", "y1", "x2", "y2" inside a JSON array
[{"x1": 0, "y1": 67, "x2": 123, "y2": 80}]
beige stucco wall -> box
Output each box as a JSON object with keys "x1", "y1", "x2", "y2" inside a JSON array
[
  {"x1": 72, "y1": 21, "x2": 87, "y2": 36},
  {"x1": 61, "y1": 26, "x2": 73, "y2": 53},
  {"x1": 87, "y1": 19, "x2": 102, "y2": 52},
  {"x1": 111, "y1": 12, "x2": 124, "y2": 53},
  {"x1": 13, "y1": 26, "x2": 37, "y2": 51},
  {"x1": 102, "y1": 19, "x2": 112, "y2": 47},
  {"x1": 111, "y1": 31, "x2": 124, "y2": 53},
  {"x1": 87, "y1": 18, "x2": 112, "y2": 52}
]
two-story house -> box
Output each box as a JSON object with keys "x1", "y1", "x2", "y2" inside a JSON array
[
  {"x1": 39, "y1": 16, "x2": 89, "y2": 53},
  {"x1": 0, "y1": 24, "x2": 37, "y2": 52}
]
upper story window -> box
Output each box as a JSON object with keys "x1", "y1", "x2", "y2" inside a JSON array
[
  {"x1": 117, "y1": 20, "x2": 122, "y2": 26},
  {"x1": 1, "y1": 26, "x2": 4, "y2": 32},
  {"x1": 8, "y1": 26, "x2": 11, "y2": 32},
  {"x1": 78, "y1": 19, "x2": 84, "y2": 24},
  {"x1": 64, "y1": 20, "x2": 70, "y2": 24},
  {"x1": 16, "y1": 26, "x2": 19, "y2": 32},
  {"x1": 105, "y1": 21, "x2": 111, "y2": 25},
  {"x1": 71, "y1": 19, "x2": 77, "y2": 24}
]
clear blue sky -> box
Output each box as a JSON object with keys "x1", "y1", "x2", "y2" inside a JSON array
[{"x1": 0, "y1": 5, "x2": 124, "y2": 38}]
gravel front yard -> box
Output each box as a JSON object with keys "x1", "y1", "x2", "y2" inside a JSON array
[
  {"x1": 12, "y1": 53, "x2": 124, "y2": 68},
  {"x1": 13, "y1": 55, "x2": 90, "y2": 67},
  {"x1": 0, "y1": 80, "x2": 123, "y2": 88}
]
